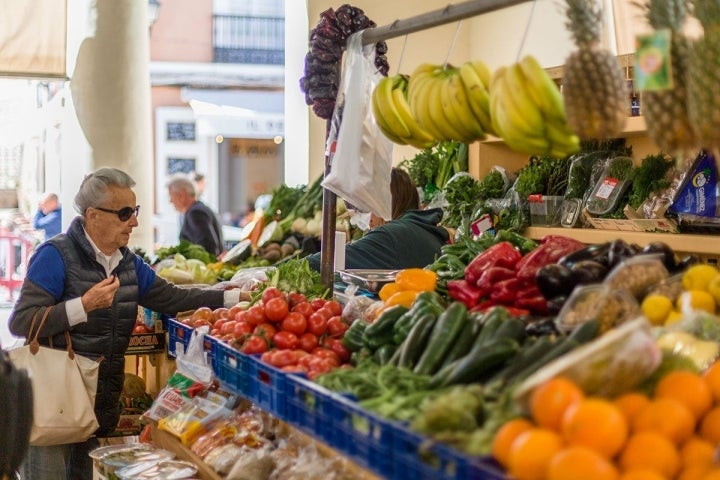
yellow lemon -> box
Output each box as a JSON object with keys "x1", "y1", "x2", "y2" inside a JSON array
[
  {"x1": 676, "y1": 290, "x2": 716, "y2": 314},
  {"x1": 682, "y1": 264, "x2": 720, "y2": 292},
  {"x1": 642, "y1": 294, "x2": 674, "y2": 326},
  {"x1": 707, "y1": 274, "x2": 720, "y2": 308}
]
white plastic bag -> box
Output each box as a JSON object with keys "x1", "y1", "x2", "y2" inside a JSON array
[{"x1": 322, "y1": 31, "x2": 393, "y2": 220}]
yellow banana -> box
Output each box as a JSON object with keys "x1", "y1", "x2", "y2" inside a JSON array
[
  {"x1": 372, "y1": 88, "x2": 407, "y2": 145},
  {"x1": 390, "y1": 79, "x2": 437, "y2": 148},
  {"x1": 442, "y1": 70, "x2": 485, "y2": 141},
  {"x1": 374, "y1": 76, "x2": 412, "y2": 139},
  {"x1": 503, "y1": 63, "x2": 545, "y2": 135},
  {"x1": 458, "y1": 62, "x2": 494, "y2": 134},
  {"x1": 518, "y1": 55, "x2": 567, "y2": 122}
]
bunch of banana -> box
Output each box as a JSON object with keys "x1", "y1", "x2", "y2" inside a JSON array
[
  {"x1": 489, "y1": 55, "x2": 580, "y2": 158},
  {"x1": 405, "y1": 62, "x2": 493, "y2": 144},
  {"x1": 371, "y1": 74, "x2": 437, "y2": 149}
]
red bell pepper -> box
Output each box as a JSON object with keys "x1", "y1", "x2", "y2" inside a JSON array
[
  {"x1": 515, "y1": 235, "x2": 585, "y2": 283},
  {"x1": 490, "y1": 277, "x2": 520, "y2": 304},
  {"x1": 447, "y1": 279, "x2": 482, "y2": 309},
  {"x1": 476, "y1": 266, "x2": 516, "y2": 293},
  {"x1": 465, "y1": 242, "x2": 522, "y2": 285}
]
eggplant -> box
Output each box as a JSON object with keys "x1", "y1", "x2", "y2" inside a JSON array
[
  {"x1": 641, "y1": 241, "x2": 678, "y2": 271},
  {"x1": 536, "y1": 264, "x2": 577, "y2": 299},
  {"x1": 559, "y1": 242, "x2": 611, "y2": 268},
  {"x1": 570, "y1": 260, "x2": 609, "y2": 285},
  {"x1": 608, "y1": 239, "x2": 640, "y2": 268}
]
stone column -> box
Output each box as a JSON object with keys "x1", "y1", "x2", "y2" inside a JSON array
[{"x1": 66, "y1": 0, "x2": 154, "y2": 251}]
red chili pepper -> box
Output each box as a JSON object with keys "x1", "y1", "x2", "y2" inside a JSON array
[
  {"x1": 447, "y1": 279, "x2": 483, "y2": 309},
  {"x1": 490, "y1": 277, "x2": 520, "y2": 304},
  {"x1": 515, "y1": 235, "x2": 585, "y2": 283},
  {"x1": 465, "y1": 242, "x2": 522, "y2": 285},
  {"x1": 476, "y1": 266, "x2": 516, "y2": 292}
]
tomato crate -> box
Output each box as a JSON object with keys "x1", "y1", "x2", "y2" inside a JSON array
[
  {"x1": 244, "y1": 354, "x2": 288, "y2": 419},
  {"x1": 208, "y1": 336, "x2": 250, "y2": 395},
  {"x1": 392, "y1": 424, "x2": 506, "y2": 480},
  {"x1": 328, "y1": 394, "x2": 396, "y2": 477},
  {"x1": 284, "y1": 374, "x2": 339, "y2": 442}
]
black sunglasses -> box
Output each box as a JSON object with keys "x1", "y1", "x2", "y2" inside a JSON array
[{"x1": 94, "y1": 205, "x2": 140, "y2": 221}]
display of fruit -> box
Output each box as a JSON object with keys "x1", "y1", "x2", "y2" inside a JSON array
[
  {"x1": 299, "y1": 5, "x2": 389, "y2": 119},
  {"x1": 489, "y1": 55, "x2": 580, "y2": 157},
  {"x1": 562, "y1": 0, "x2": 628, "y2": 139},
  {"x1": 687, "y1": 0, "x2": 720, "y2": 151}
]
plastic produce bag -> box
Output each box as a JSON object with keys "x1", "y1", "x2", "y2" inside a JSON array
[{"x1": 322, "y1": 31, "x2": 393, "y2": 220}]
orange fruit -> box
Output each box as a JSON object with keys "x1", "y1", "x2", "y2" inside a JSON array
[
  {"x1": 655, "y1": 370, "x2": 713, "y2": 420},
  {"x1": 699, "y1": 406, "x2": 720, "y2": 444},
  {"x1": 702, "y1": 360, "x2": 720, "y2": 403},
  {"x1": 508, "y1": 428, "x2": 564, "y2": 480},
  {"x1": 679, "y1": 465, "x2": 714, "y2": 480},
  {"x1": 632, "y1": 397, "x2": 696, "y2": 445},
  {"x1": 547, "y1": 446, "x2": 619, "y2": 480},
  {"x1": 529, "y1": 377, "x2": 585, "y2": 431},
  {"x1": 680, "y1": 436, "x2": 716, "y2": 469},
  {"x1": 561, "y1": 398, "x2": 629, "y2": 458},
  {"x1": 491, "y1": 418, "x2": 534, "y2": 468},
  {"x1": 619, "y1": 432, "x2": 680, "y2": 479},
  {"x1": 614, "y1": 392, "x2": 651, "y2": 424},
  {"x1": 618, "y1": 470, "x2": 667, "y2": 480}
]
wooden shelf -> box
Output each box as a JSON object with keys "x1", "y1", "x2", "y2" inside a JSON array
[{"x1": 524, "y1": 227, "x2": 720, "y2": 259}]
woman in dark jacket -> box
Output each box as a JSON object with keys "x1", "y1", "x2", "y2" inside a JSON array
[{"x1": 9, "y1": 168, "x2": 246, "y2": 480}]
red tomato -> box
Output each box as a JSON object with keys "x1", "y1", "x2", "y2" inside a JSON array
[
  {"x1": 326, "y1": 316, "x2": 348, "y2": 337},
  {"x1": 227, "y1": 305, "x2": 244, "y2": 319},
  {"x1": 314, "y1": 307, "x2": 334, "y2": 322},
  {"x1": 220, "y1": 320, "x2": 237, "y2": 335},
  {"x1": 288, "y1": 292, "x2": 308, "y2": 308},
  {"x1": 311, "y1": 348, "x2": 341, "y2": 366},
  {"x1": 291, "y1": 302, "x2": 314, "y2": 319},
  {"x1": 254, "y1": 322, "x2": 277, "y2": 339},
  {"x1": 324, "y1": 300, "x2": 343, "y2": 317},
  {"x1": 306, "y1": 313, "x2": 328, "y2": 337},
  {"x1": 310, "y1": 298, "x2": 326, "y2": 311},
  {"x1": 264, "y1": 297, "x2": 289, "y2": 322},
  {"x1": 232, "y1": 321, "x2": 253, "y2": 339},
  {"x1": 240, "y1": 335, "x2": 269, "y2": 354},
  {"x1": 213, "y1": 307, "x2": 230, "y2": 321},
  {"x1": 273, "y1": 331, "x2": 299, "y2": 350},
  {"x1": 280, "y1": 312, "x2": 307, "y2": 335},
  {"x1": 298, "y1": 332, "x2": 319, "y2": 352},
  {"x1": 261, "y1": 286, "x2": 285, "y2": 305},
  {"x1": 324, "y1": 337, "x2": 351, "y2": 362},
  {"x1": 245, "y1": 304, "x2": 266, "y2": 326}
]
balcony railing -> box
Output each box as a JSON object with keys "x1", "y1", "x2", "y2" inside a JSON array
[{"x1": 213, "y1": 15, "x2": 284, "y2": 65}]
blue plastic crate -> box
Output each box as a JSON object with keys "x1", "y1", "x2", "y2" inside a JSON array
[
  {"x1": 166, "y1": 318, "x2": 193, "y2": 358},
  {"x1": 209, "y1": 336, "x2": 250, "y2": 395},
  {"x1": 284, "y1": 374, "x2": 339, "y2": 442},
  {"x1": 329, "y1": 394, "x2": 396, "y2": 478},
  {"x1": 244, "y1": 354, "x2": 288, "y2": 419}
]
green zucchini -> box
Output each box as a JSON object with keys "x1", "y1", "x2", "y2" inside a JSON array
[
  {"x1": 436, "y1": 337, "x2": 520, "y2": 387},
  {"x1": 398, "y1": 312, "x2": 438, "y2": 369},
  {"x1": 413, "y1": 302, "x2": 468, "y2": 375}
]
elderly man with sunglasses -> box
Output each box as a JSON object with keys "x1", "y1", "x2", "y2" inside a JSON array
[{"x1": 8, "y1": 167, "x2": 248, "y2": 480}]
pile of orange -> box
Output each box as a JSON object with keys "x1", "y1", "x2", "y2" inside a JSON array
[{"x1": 491, "y1": 360, "x2": 720, "y2": 480}]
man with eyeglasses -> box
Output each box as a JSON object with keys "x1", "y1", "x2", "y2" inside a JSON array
[{"x1": 8, "y1": 167, "x2": 248, "y2": 480}]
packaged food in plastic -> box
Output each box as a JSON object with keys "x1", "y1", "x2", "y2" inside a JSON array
[
  {"x1": 603, "y1": 254, "x2": 670, "y2": 300},
  {"x1": 585, "y1": 156, "x2": 634, "y2": 215},
  {"x1": 515, "y1": 317, "x2": 662, "y2": 405},
  {"x1": 556, "y1": 284, "x2": 640, "y2": 333}
]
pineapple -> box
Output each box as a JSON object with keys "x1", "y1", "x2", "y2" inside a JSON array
[
  {"x1": 562, "y1": 0, "x2": 628, "y2": 140},
  {"x1": 642, "y1": 0, "x2": 697, "y2": 154},
  {"x1": 687, "y1": 0, "x2": 720, "y2": 151}
]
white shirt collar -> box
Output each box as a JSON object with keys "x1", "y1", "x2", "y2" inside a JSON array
[{"x1": 83, "y1": 227, "x2": 123, "y2": 277}]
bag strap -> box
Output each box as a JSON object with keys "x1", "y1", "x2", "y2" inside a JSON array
[{"x1": 27, "y1": 306, "x2": 55, "y2": 355}]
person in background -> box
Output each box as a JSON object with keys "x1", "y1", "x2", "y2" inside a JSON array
[
  {"x1": 32, "y1": 192, "x2": 62, "y2": 239},
  {"x1": 167, "y1": 175, "x2": 224, "y2": 256},
  {"x1": 307, "y1": 167, "x2": 449, "y2": 271},
  {"x1": 192, "y1": 172, "x2": 206, "y2": 199},
  {"x1": 9, "y1": 167, "x2": 248, "y2": 480}
]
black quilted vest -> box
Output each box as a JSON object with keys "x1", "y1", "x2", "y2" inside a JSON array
[{"x1": 48, "y1": 217, "x2": 140, "y2": 436}]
